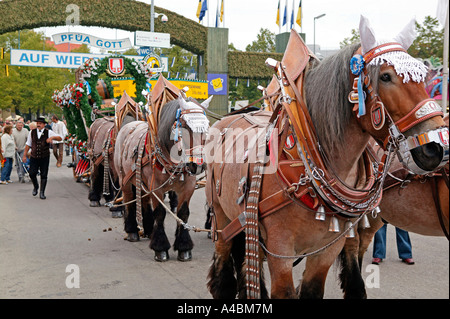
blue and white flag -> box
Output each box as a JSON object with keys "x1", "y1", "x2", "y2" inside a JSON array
[{"x1": 199, "y1": 0, "x2": 207, "y2": 22}]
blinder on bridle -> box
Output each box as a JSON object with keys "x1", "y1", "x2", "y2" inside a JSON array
[
  {"x1": 348, "y1": 42, "x2": 449, "y2": 175},
  {"x1": 170, "y1": 97, "x2": 210, "y2": 175}
]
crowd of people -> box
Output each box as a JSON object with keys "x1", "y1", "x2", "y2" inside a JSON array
[{"x1": 0, "y1": 115, "x2": 67, "y2": 199}]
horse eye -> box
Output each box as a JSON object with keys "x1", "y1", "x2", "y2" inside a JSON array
[{"x1": 380, "y1": 73, "x2": 391, "y2": 82}]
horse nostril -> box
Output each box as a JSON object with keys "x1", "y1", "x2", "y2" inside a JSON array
[
  {"x1": 410, "y1": 142, "x2": 443, "y2": 172},
  {"x1": 422, "y1": 142, "x2": 440, "y2": 157}
]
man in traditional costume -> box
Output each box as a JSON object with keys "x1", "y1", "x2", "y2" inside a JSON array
[{"x1": 23, "y1": 117, "x2": 62, "y2": 199}]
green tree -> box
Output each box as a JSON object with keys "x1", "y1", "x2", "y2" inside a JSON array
[
  {"x1": 339, "y1": 16, "x2": 444, "y2": 61},
  {"x1": 339, "y1": 28, "x2": 360, "y2": 48},
  {"x1": 0, "y1": 30, "x2": 75, "y2": 119},
  {"x1": 409, "y1": 16, "x2": 444, "y2": 60},
  {"x1": 245, "y1": 28, "x2": 276, "y2": 53}
]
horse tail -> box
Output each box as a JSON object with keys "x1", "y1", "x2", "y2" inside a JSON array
[{"x1": 337, "y1": 249, "x2": 367, "y2": 299}]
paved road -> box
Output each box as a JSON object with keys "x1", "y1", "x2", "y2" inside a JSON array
[{"x1": 0, "y1": 155, "x2": 448, "y2": 299}]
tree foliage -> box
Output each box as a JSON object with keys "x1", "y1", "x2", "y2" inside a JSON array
[
  {"x1": 409, "y1": 16, "x2": 444, "y2": 61},
  {"x1": 245, "y1": 28, "x2": 276, "y2": 53},
  {"x1": 339, "y1": 16, "x2": 444, "y2": 62},
  {"x1": 0, "y1": 30, "x2": 75, "y2": 118}
]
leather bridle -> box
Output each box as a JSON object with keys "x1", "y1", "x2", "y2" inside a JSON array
[{"x1": 348, "y1": 43, "x2": 449, "y2": 175}]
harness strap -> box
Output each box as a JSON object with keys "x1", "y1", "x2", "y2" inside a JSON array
[
  {"x1": 430, "y1": 176, "x2": 449, "y2": 240},
  {"x1": 394, "y1": 98, "x2": 444, "y2": 133}
]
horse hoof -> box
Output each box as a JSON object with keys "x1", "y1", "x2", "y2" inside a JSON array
[
  {"x1": 111, "y1": 211, "x2": 123, "y2": 218},
  {"x1": 90, "y1": 201, "x2": 101, "y2": 207},
  {"x1": 177, "y1": 250, "x2": 192, "y2": 262},
  {"x1": 126, "y1": 233, "x2": 140, "y2": 242},
  {"x1": 154, "y1": 251, "x2": 169, "y2": 262}
]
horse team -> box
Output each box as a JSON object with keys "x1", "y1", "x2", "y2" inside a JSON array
[{"x1": 86, "y1": 16, "x2": 449, "y2": 299}]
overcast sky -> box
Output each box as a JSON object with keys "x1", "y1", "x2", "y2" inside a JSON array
[{"x1": 38, "y1": 0, "x2": 444, "y2": 51}]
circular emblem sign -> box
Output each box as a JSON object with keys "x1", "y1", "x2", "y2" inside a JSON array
[{"x1": 143, "y1": 53, "x2": 163, "y2": 79}]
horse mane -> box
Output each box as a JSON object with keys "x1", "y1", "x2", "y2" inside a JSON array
[
  {"x1": 121, "y1": 115, "x2": 136, "y2": 129},
  {"x1": 157, "y1": 99, "x2": 179, "y2": 151},
  {"x1": 304, "y1": 43, "x2": 362, "y2": 154}
]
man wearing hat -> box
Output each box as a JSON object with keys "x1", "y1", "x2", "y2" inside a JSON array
[{"x1": 22, "y1": 117, "x2": 62, "y2": 199}]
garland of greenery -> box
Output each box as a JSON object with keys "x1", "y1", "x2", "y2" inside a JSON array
[
  {"x1": 52, "y1": 83, "x2": 88, "y2": 141},
  {"x1": 79, "y1": 55, "x2": 151, "y2": 110},
  {"x1": 62, "y1": 106, "x2": 76, "y2": 135}
]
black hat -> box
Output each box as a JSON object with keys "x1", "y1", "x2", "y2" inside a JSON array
[{"x1": 36, "y1": 117, "x2": 48, "y2": 124}]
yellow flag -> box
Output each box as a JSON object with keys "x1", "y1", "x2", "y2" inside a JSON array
[
  {"x1": 296, "y1": 0, "x2": 302, "y2": 27},
  {"x1": 196, "y1": 0, "x2": 202, "y2": 19},
  {"x1": 220, "y1": 0, "x2": 224, "y2": 22},
  {"x1": 5, "y1": 65, "x2": 9, "y2": 77},
  {"x1": 276, "y1": 0, "x2": 280, "y2": 26}
]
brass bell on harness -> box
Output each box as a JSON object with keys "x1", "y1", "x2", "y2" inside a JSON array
[
  {"x1": 315, "y1": 205, "x2": 326, "y2": 221},
  {"x1": 328, "y1": 215, "x2": 340, "y2": 233},
  {"x1": 344, "y1": 220, "x2": 356, "y2": 238}
]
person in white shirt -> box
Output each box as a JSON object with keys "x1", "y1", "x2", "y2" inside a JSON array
[
  {"x1": 1, "y1": 125, "x2": 16, "y2": 184},
  {"x1": 12, "y1": 120, "x2": 29, "y2": 182},
  {"x1": 51, "y1": 115, "x2": 68, "y2": 167},
  {"x1": 23, "y1": 117, "x2": 62, "y2": 199}
]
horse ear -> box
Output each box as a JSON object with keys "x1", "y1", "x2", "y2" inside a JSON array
[
  {"x1": 178, "y1": 94, "x2": 190, "y2": 111},
  {"x1": 201, "y1": 95, "x2": 213, "y2": 109},
  {"x1": 393, "y1": 18, "x2": 416, "y2": 50},
  {"x1": 359, "y1": 15, "x2": 378, "y2": 55}
]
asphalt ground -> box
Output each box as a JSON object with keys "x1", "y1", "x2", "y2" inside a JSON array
[{"x1": 0, "y1": 154, "x2": 448, "y2": 301}]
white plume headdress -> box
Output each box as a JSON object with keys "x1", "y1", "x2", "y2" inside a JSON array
[
  {"x1": 359, "y1": 15, "x2": 428, "y2": 83},
  {"x1": 177, "y1": 95, "x2": 213, "y2": 133}
]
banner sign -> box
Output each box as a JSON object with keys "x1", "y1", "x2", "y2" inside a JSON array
[
  {"x1": 111, "y1": 78, "x2": 208, "y2": 100},
  {"x1": 10, "y1": 49, "x2": 145, "y2": 69},
  {"x1": 52, "y1": 32, "x2": 132, "y2": 50},
  {"x1": 207, "y1": 73, "x2": 228, "y2": 95},
  {"x1": 135, "y1": 31, "x2": 171, "y2": 48}
]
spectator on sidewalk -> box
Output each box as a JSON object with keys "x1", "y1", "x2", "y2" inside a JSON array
[
  {"x1": 12, "y1": 120, "x2": 29, "y2": 182},
  {"x1": 51, "y1": 115, "x2": 68, "y2": 167}
]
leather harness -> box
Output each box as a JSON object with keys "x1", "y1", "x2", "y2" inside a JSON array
[{"x1": 214, "y1": 32, "x2": 446, "y2": 244}]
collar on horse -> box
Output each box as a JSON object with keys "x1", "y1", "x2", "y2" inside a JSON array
[{"x1": 264, "y1": 58, "x2": 384, "y2": 219}]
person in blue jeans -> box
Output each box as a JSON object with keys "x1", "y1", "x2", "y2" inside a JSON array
[
  {"x1": 1, "y1": 125, "x2": 15, "y2": 185},
  {"x1": 372, "y1": 223, "x2": 415, "y2": 265}
]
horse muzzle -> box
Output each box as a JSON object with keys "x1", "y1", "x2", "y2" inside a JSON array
[{"x1": 397, "y1": 126, "x2": 449, "y2": 175}]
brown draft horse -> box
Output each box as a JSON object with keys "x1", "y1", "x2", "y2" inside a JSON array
[
  {"x1": 114, "y1": 92, "x2": 211, "y2": 262},
  {"x1": 87, "y1": 92, "x2": 143, "y2": 217},
  {"x1": 335, "y1": 115, "x2": 448, "y2": 299},
  {"x1": 205, "y1": 17, "x2": 448, "y2": 299}
]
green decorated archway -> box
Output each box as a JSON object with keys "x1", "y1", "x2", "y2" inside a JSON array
[
  {"x1": 0, "y1": 0, "x2": 207, "y2": 55},
  {"x1": 0, "y1": 0, "x2": 282, "y2": 80}
]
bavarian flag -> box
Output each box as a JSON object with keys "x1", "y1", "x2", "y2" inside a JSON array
[
  {"x1": 196, "y1": 0, "x2": 202, "y2": 20},
  {"x1": 296, "y1": 0, "x2": 302, "y2": 27},
  {"x1": 276, "y1": 0, "x2": 280, "y2": 26}
]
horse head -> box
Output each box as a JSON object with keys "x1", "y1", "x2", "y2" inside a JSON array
[
  {"x1": 350, "y1": 15, "x2": 449, "y2": 175},
  {"x1": 164, "y1": 95, "x2": 212, "y2": 175}
]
